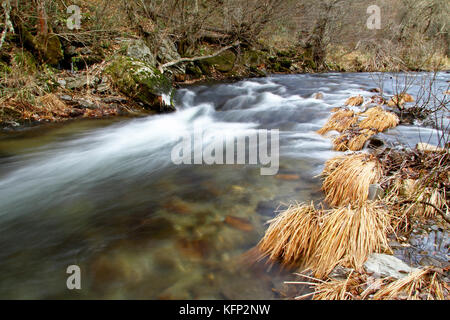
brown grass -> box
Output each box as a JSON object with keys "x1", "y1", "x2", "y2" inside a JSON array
[
  {"x1": 359, "y1": 108, "x2": 399, "y2": 132},
  {"x1": 309, "y1": 203, "x2": 392, "y2": 278},
  {"x1": 257, "y1": 202, "x2": 322, "y2": 268},
  {"x1": 360, "y1": 106, "x2": 383, "y2": 117},
  {"x1": 317, "y1": 109, "x2": 357, "y2": 135},
  {"x1": 333, "y1": 129, "x2": 376, "y2": 151},
  {"x1": 345, "y1": 95, "x2": 364, "y2": 106},
  {"x1": 322, "y1": 153, "x2": 383, "y2": 207},
  {"x1": 311, "y1": 272, "x2": 362, "y2": 300},
  {"x1": 387, "y1": 93, "x2": 415, "y2": 107},
  {"x1": 373, "y1": 268, "x2": 446, "y2": 300}
]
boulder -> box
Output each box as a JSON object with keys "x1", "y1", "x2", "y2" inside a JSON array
[
  {"x1": 198, "y1": 50, "x2": 236, "y2": 73},
  {"x1": 105, "y1": 56, "x2": 175, "y2": 112},
  {"x1": 157, "y1": 37, "x2": 185, "y2": 75},
  {"x1": 364, "y1": 253, "x2": 418, "y2": 279},
  {"x1": 125, "y1": 39, "x2": 156, "y2": 66}
]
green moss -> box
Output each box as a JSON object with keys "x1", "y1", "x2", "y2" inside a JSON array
[
  {"x1": 199, "y1": 50, "x2": 236, "y2": 73},
  {"x1": 242, "y1": 50, "x2": 268, "y2": 67},
  {"x1": 44, "y1": 36, "x2": 64, "y2": 66},
  {"x1": 18, "y1": 23, "x2": 63, "y2": 66},
  {"x1": 186, "y1": 63, "x2": 203, "y2": 78},
  {"x1": 105, "y1": 56, "x2": 174, "y2": 112}
]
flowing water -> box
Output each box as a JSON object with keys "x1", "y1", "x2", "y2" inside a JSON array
[{"x1": 0, "y1": 73, "x2": 448, "y2": 299}]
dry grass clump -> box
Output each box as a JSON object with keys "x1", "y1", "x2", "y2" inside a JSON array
[
  {"x1": 322, "y1": 153, "x2": 382, "y2": 207},
  {"x1": 373, "y1": 268, "x2": 446, "y2": 300},
  {"x1": 360, "y1": 106, "x2": 383, "y2": 117},
  {"x1": 387, "y1": 93, "x2": 415, "y2": 107},
  {"x1": 359, "y1": 108, "x2": 399, "y2": 132},
  {"x1": 317, "y1": 109, "x2": 357, "y2": 135},
  {"x1": 333, "y1": 129, "x2": 376, "y2": 151},
  {"x1": 410, "y1": 187, "x2": 446, "y2": 218},
  {"x1": 293, "y1": 267, "x2": 448, "y2": 300},
  {"x1": 257, "y1": 203, "x2": 321, "y2": 268},
  {"x1": 258, "y1": 201, "x2": 392, "y2": 279},
  {"x1": 309, "y1": 203, "x2": 392, "y2": 278},
  {"x1": 311, "y1": 272, "x2": 363, "y2": 300},
  {"x1": 345, "y1": 95, "x2": 364, "y2": 106}
]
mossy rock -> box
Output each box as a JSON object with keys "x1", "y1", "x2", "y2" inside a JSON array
[
  {"x1": 199, "y1": 50, "x2": 236, "y2": 73},
  {"x1": 105, "y1": 56, "x2": 175, "y2": 112},
  {"x1": 45, "y1": 36, "x2": 64, "y2": 66},
  {"x1": 19, "y1": 25, "x2": 63, "y2": 66},
  {"x1": 279, "y1": 58, "x2": 292, "y2": 69},
  {"x1": 242, "y1": 50, "x2": 268, "y2": 67},
  {"x1": 186, "y1": 63, "x2": 203, "y2": 78}
]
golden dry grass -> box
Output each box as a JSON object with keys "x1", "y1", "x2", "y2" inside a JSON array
[
  {"x1": 373, "y1": 268, "x2": 445, "y2": 300},
  {"x1": 308, "y1": 203, "x2": 392, "y2": 278},
  {"x1": 322, "y1": 153, "x2": 383, "y2": 207},
  {"x1": 257, "y1": 203, "x2": 321, "y2": 268},
  {"x1": 317, "y1": 109, "x2": 357, "y2": 135},
  {"x1": 311, "y1": 272, "x2": 362, "y2": 300},
  {"x1": 333, "y1": 129, "x2": 376, "y2": 151},
  {"x1": 360, "y1": 106, "x2": 383, "y2": 117},
  {"x1": 412, "y1": 187, "x2": 446, "y2": 218},
  {"x1": 345, "y1": 95, "x2": 364, "y2": 106},
  {"x1": 387, "y1": 93, "x2": 415, "y2": 107},
  {"x1": 359, "y1": 108, "x2": 399, "y2": 132}
]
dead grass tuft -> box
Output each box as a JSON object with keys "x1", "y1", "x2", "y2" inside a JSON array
[
  {"x1": 333, "y1": 129, "x2": 376, "y2": 151},
  {"x1": 309, "y1": 202, "x2": 392, "y2": 278},
  {"x1": 257, "y1": 202, "x2": 322, "y2": 268},
  {"x1": 345, "y1": 95, "x2": 364, "y2": 106},
  {"x1": 317, "y1": 109, "x2": 357, "y2": 135},
  {"x1": 322, "y1": 153, "x2": 382, "y2": 207},
  {"x1": 359, "y1": 108, "x2": 399, "y2": 132}
]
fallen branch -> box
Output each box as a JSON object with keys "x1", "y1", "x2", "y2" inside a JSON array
[
  {"x1": 158, "y1": 41, "x2": 240, "y2": 73},
  {"x1": 400, "y1": 200, "x2": 450, "y2": 224}
]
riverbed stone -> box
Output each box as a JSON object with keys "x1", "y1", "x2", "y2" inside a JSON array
[{"x1": 364, "y1": 253, "x2": 418, "y2": 279}]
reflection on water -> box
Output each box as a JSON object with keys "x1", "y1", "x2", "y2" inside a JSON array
[{"x1": 0, "y1": 72, "x2": 448, "y2": 299}]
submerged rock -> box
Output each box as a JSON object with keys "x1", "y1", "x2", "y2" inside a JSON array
[
  {"x1": 224, "y1": 216, "x2": 253, "y2": 232},
  {"x1": 105, "y1": 56, "x2": 175, "y2": 112},
  {"x1": 364, "y1": 253, "x2": 418, "y2": 279}
]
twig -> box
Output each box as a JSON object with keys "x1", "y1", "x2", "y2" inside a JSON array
[{"x1": 400, "y1": 200, "x2": 450, "y2": 224}]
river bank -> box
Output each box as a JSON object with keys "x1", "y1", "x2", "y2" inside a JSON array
[{"x1": 2, "y1": 31, "x2": 449, "y2": 132}]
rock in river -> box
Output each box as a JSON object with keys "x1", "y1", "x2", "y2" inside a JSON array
[{"x1": 364, "y1": 253, "x2": 418, "y2": 279}]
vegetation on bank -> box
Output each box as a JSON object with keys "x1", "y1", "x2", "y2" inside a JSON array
[
  {"x1": 257, "y1": 88, "x2": 449, "y2": 300},
  {"x1": 0, "y1": 0, "x2": 449, "y2": 128}
]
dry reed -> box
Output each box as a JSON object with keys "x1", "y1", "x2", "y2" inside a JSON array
[
  {"x1": 373, "y1": 268, "x2": 446, "y2": 300},
  {"x1": 257, "y1": 203, "x2": 322, "y2": 268},
  {"x1": 308, "y1": 202, "x2": 392, "y2": 278},
  {"x1": 317, "y1": 109, "x2": 357, "y2": 135},
  {"x1": 322, "y1": 153, "x2": 382, "y2": 207},
  {"x1": 359, "y1": 108, "x2": 399, "y2": 132},
  {"x1": 333, "y1": 129, "x2": 376, "y2": 151},
  {"x1": 345, "y1": 95, "x2": 364, "y2": 106}
]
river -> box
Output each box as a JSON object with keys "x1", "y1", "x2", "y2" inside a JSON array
[{"x1": 0, "y1": 72, "x2": 448, "y2": 299}]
